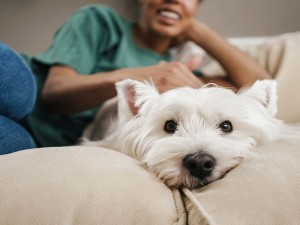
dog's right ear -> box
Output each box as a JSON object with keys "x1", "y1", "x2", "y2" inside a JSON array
[
  {"x1": 115, "y1": 79, "x2": 159, "y2": 123},
  {"x1": 239, "y1": 79, "x2": 278, "y2": 117}
]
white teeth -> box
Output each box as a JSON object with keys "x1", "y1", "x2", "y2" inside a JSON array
[{"x1": 159, "y1": 10, "x2": 180, "y2": 20}]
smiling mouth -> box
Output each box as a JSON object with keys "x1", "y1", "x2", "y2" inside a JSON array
[{"x1": 157, "y1": 9, "x2": 181, "y2": 22}]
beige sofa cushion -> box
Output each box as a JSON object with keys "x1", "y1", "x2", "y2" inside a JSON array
[
  {"x1": 1, "y1": 134, "x2": 300, "y2": 225},
  {"x1": 199, "y1": 32, "x2": 300, "y2": 123},
  {"x1": 183, "y1": 134, "x2": 300, "y2": 225},
  {"x1": 245, "y1": 32, "x2": 300, "y2": 123},
  {"x1": 0, "y1": 147, "x2": 185, "y2": 225}
]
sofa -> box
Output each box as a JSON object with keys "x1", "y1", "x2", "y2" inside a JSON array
[{"x1": 1, "y1": 32, "x2": 300, "y2": 225}]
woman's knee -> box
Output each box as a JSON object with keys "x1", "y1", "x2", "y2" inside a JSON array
[
  {"x1": 0, "y1": 115, "x2": 36, "y2": 154},
  {"x1": 0, "y1": 42, "x2": 37, "y2": 121}
]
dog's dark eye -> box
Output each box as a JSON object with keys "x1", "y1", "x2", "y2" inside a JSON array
[
  {"x1": 219, "y1": 120, "x2": 233, "y2": 133},
  {"x1": 164, "y1": 120, "x2": 178, "y2": 134}
]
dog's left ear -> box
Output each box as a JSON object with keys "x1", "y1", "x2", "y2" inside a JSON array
[
  {"x1": 239, "y1": 80, "x2": 278, "y2": 116},
  {"x1": 115, "y1": 79, "x2": 159, "y2": 122}
]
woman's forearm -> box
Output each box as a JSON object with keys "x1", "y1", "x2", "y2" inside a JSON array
[
  {"x1": 189, "y1": 22, "x2": 271, "y2": 87},
  {"x1": 40, "y1": 62, "x2": 203, "y2": 114},
  {"x1": 40, "y1": 66, "x2": 121, "y2": 114}
]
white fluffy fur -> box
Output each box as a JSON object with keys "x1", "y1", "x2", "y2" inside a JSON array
[{"x1": 80, "y1": 79, "x2": 283, "y2": 189}]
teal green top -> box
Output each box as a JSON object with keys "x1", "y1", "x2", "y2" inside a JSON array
[{"x1": 24, "y1": 4, "x2": 171, "y2": 147}]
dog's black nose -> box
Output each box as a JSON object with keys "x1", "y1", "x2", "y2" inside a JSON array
[{"x1": 183, "y1": 153, "x2": 215, "y2": 179}]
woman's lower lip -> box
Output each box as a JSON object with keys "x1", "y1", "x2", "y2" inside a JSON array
[{"x1": 156, "y1": 14, "x2": 179, "y2": 26}]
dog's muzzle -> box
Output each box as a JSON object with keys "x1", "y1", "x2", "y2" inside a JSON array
[{"x1": 183, "y1": 153, "x2": 216, "y2": 179}]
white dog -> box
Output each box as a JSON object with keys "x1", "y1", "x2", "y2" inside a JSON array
[{"x1": 80, "y1": 79, "x2": 283, "y2": 189}]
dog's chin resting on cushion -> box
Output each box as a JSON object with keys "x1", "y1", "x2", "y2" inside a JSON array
[{"x1": 79, "y1": 79, "x2": 283, "y2": 189}]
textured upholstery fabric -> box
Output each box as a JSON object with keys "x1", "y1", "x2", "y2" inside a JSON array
[
  {"x1": 1, "y1": 134, "x2": 300, "y2": 225},
  {"x1": 183, "y1": 133, "x2": 300, "y2": 225},
  {"x1": 0, "y1": 147, "x2": 185, "y2": 225}
]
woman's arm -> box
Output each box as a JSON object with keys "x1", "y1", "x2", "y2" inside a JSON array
[
  {"x1": 40, "y1": 66, "x2": 117, "y2": 114},
  {"x1": 185, "y1": 20, "x2": 271, "y2": 88},
  {"x1": 41, "y1": 62, "x2": 203, "y2": 114}
]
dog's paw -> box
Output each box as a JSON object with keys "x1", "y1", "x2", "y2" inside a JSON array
[
  {"x1": 76, "y1": 137, "x2": 105, "y2": 147},
  {"x1": 76, "y1": 137, "x2": 92, "y2": 146}
]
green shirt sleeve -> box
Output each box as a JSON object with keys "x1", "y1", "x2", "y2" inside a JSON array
[
  {"x1": 25, "y1": 4, "x2": 172, "y2": 147},
  {"x1": 34, "y1": 5, "x2": 118, "y2": 74}
]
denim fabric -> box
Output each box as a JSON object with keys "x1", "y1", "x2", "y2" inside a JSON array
[
  {"x1": 0, "y1": 115, "x2": 36, "y2": 154},
  {"x1": 0, "y1": 42, "x2": 36, "y2": 120},
  {"x1": 0, "y1": 42, "x2": 37, "y2": 153}
]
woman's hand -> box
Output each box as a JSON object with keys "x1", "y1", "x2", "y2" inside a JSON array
[
  {"x1": 171, "y1": 18, "x2": 206, "y2": 47},
  {"x1": 117, "y1": 61, "x2": 204, "y2": 93}
]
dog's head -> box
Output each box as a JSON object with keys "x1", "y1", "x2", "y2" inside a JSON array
[{"x1": 113, "y1": 79, "x2": 282, "y2": 189}]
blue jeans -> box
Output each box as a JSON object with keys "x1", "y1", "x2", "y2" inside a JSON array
[{"x1": 0, "y1": 42, "x2": 37, "y2": 154}]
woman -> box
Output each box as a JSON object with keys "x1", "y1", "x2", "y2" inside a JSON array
[{"x1": 0, "y1": 0, "x2": 270, "y2": 153}]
